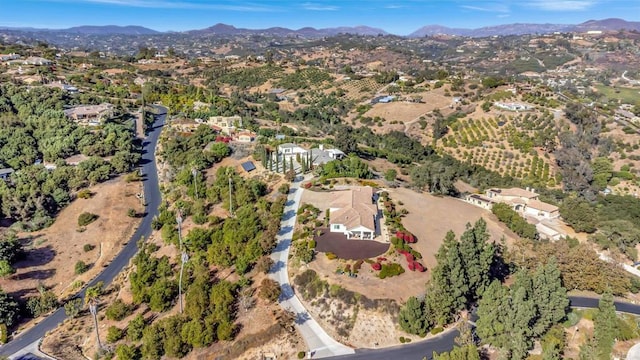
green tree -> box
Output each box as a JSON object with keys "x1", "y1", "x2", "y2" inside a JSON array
[
  {"x1": 384, "y1": 169, "x2": 397, "y2": 182},
  {"x1": 0, "y1": 261, "x2": 14, "y2": 278},
  {"x1": 433, "y1": 345, "x2": 480, "y2": 360},
  {"x1": 398, "y1": 296, "x2": 430, "y2": 336},
  {"x1": 127, "y1": 314, "x2": 146, "y2": 341},
  {"x1": 115, "y1": 344, "x2": 139, "y2": 360},
  {"x1": 0, "y1": 290, "x2": 19, "y2": 327},
  {"x1": 532, "y1": 259, "x2": 569, "y2": 336},
  {"x1": 593, "y1": 291, "x2": 617, "y2": 360},
  {"x1": 560, "y1": 197, "x2": 597, "y2": 233}
]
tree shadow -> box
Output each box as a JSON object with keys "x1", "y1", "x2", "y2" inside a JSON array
[
  {"x1": 13, "y1": 268, "x2": 56, "y2": 281},
  {"x1": 281, "y1": 210, "x2": 296, "y2": 221},
  {"x1": 272, "y1": 239, "x2": 291, "y2": 253},
  {"x1": 277, "y1": 225, "x2": 292, "y2": 236},
  {"x1": 268, "y1": 260, "x2": 286, "y2": 274},
  {"x1": 279, "y1": 283, "x2": 295, "y2": 301},
  {"x1": 294, "y1": 311, "x2": 311, "y2": 325},
  {"x1": 14, "y1": 245, "x2": 56, "y2": 268}
]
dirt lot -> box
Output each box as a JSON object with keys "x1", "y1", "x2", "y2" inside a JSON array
[
  {"x1": 0, "y1": 177, "x2": 143, "y2": 307},
  {"x1": 386, "y1": 187, "x2": 519, "y2": 270}
]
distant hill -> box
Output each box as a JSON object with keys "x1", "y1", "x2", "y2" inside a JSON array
[
  {"x1": 62, "y1": 25, "x2": 160, "y2": 35},
  {"x1": 571, "y1": 18, "x2": 640, "y2": 32},
  {"x1": 1, "y1": 18, "x2": 639, "y2": 38},
  {"x1": 408, "y1": 18, "x2": 640, "y2": 38},
  {"x1": 187, "y1": 23, "x2": 387, "y2": 37}
]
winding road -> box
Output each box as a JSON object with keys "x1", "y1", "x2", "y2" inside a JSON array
[
  {"x1": 4, "y1": 106, "x2": 640, "y2": 360},
  {"x1": 0, "y1": 106, "x2": 166, "y2": 358},
  {"x1": 325, "y1": 296, "x2": 640, "y2": 360}
]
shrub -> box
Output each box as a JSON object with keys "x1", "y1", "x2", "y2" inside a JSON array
[
  {"x1": 298, "y1": 351, "x2": 306, "y2": 359},
  {"x1": 106, "y1": 299, "x2": 133, "y2": 321},
  {"x1": 115, "y1": 344, "x2": 139, "y2": 360},
  {"x1": 278, "y1": 183, "x2": 290, "y2": 195},
  {"x1": 308, "y1": 240, "x2": 316, "y2": 249},
  {"x1": 78, "y1": 212, "x2": 98, "y2": 227},
  {"x1": 127, "y1": 208, "x2": 137, "y2": 218},
  {"x1": 126, "y1": 314, "x2": 145, "y2": 341},
  {"x1": 77, "y1": 189, "x2": 92, "y2": 199},
  {"x1": 75, "y1": 261, "x2": 89, "y2": 275},
  {"x1": 379, "y1": 263, "x2": 404, "y2": 279},
  {"x1": 255, "y1": 256, "x2": 274, "y2": 274},
  {"x1": 399, "y1": 336, "x2": 406, "y2": 343},
  {"x1": 326, "y1": 252, "x2": 338, "y2": 260},
  {"x1": 106, "y1": 326, "x2": 124, "y2": 343},
  {"x1": 431, "y1": 326, "x2": 444, "y2": 335},
  {"x1": 83, "y1": 244, "x2": 95, "y2": 252},
  {"x1": 64, "y1": 298, "x2": 83, "y2": 318},
  {"x1": 259, "y1": 278, "x2": 281, "y2": 302},
  {"x1": 372, "y1": 262, "x2": 382, "y2": 271}
]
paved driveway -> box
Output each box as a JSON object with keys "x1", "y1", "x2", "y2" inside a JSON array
[{"x1": 270, "y1": 175, "x2": 355, "y2": 358}]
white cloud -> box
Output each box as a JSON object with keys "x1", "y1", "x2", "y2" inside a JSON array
[
  {"x1": 36, "y1": 0, "x2": 277, "y2": 11},
  {"x1": 527, "y1": 0, "x2": 598, "y2": 11},
  {"x1": 459, "y1": 2, "x2": 510, "y2": 14},
  {"x1": 301, "y1": 2, "x2": 339, "y2": 11}
]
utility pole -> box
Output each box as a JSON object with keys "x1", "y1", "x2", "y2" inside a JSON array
[
  {"x1": 192, "y1": 168, "x2": 198, "y2": 199},
  {"x1": 228, "y1": 175, "x2": 233, "y2": 216},
  {"x1": 89, "y1": 299, "x2": 102, "y2": 350},
  {"x1": 176, "y1": 210, "x2": 187, "y2": 313}
]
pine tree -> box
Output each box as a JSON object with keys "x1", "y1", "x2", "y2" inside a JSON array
[
  {"x1": 458, "y1": 219, "x2": 494, "y2": 302},
  {"x1": 476, "y1": 280, "x2": 510, "y2": 348},
  {"x1": 593, "y1": 291, "x2": 617, "y2": 360},
  {"x1": 507, "y1": 285, "x2": 537, "y2": 360},
  {"x1": 398, "y1": 296, "x2": 430, "y2": 336},
  {"x1": 532, "y1": 259, "x2": 568, "y2": 336},
  {"x1": 289, "y1": 157, "x2": 294, "y2": 173}
]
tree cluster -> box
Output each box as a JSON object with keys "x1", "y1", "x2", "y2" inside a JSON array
[
  {"x1": 476, "y1": 260, "x2": 568, "y2": 360},
  {"x1": 399, "y1": 219, "x2": 504, "y2": 335}
]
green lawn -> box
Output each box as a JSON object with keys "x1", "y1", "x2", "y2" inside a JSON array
[{"x1": 595, "y1": 84, "x2": 640, "y2": 105}]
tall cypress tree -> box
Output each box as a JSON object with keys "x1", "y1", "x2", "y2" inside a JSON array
[
  {"x1": 532, "y1": 258, "x2": 568, "y2": 336},
  {"x1": 594, "y1": 291, "x2": 617, "y2": 360}
]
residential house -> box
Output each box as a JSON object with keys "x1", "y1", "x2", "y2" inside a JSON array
[
  {"x1": 207, "y1": 115, "x2": 242, "y2": 135},
  {"x1": 277, "y1": 143, "x2": 307, "y2": 157},
  {"x1": 235, "y1": 131, "x2": 256, "y2": 143},
  {"x1": 64, "y1": 103, "x2": 113, "y2": 126},
  {"x1": 483, "y1": 187, "x2": 559, "y2": 219},
  {"x1": 22, "y1": 57, "x2": 52, "y2": 66},
  {"x1": 309, "y1": 145, "x2": 345, "y2": 166},
  {"x1": 0, "y1": 168, "x2": 14, "y2": 181},
  {"x1": 329, "y1": 186, "x2": 378, "y2": 240},
  {"x1": 494, "y1": 102, "x2": 534, "y2": 111},
  {"x1": 0, "y1": 53, "x2": 20, "y2": 62}
]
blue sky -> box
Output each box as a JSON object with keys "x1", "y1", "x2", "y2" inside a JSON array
[{"x1": 2, "y1": 0, "x2": 640, "y2": 35}]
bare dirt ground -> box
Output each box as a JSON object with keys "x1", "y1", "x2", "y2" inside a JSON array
[
  {"x1": 385, "y1": 187, "x2": 519, "y2": 270},
  {"x1": 1, "y1": 176, "x2": 143, "y2": 306}
]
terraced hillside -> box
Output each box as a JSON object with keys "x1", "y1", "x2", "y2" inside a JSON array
[{"x1": 437, "y1": 110, "x2": 561, "y2": 187}]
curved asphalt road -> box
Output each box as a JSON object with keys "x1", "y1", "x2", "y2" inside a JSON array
[
  {"x1": 0, "y1": 106, "x2": 166, "y2": 357},
  {"x1": 325, "y1": 296, "x2": 640, "y2": 360}
]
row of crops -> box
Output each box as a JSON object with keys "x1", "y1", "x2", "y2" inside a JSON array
[{"x1": 437, "y1": 112, "x2": 559, "y2": 186}]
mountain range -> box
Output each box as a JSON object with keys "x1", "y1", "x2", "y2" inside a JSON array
[{"x1": 1, "y1": 18, "x2": 639, "y2": 38}]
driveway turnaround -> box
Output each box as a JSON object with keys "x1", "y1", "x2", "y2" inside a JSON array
[
  {"x1": 0, "y1": 107, "x2": 166, "y2": 358},
  {"x1": 270, "y1": 175, "x2": 355, "y2": 358}
]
